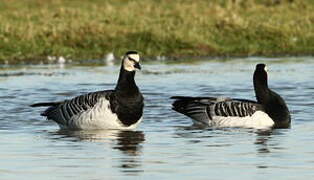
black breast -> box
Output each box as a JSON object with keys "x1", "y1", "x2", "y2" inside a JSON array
[
  {"x1": 109, "y1": 93, "x2": 144, "y2": 126},
  {"x1": 265, "y1": 91, "x2": 291, "y2": 128}
]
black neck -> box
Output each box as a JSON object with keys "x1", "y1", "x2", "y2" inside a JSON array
[
  {"x1": 115, "y1": 66, "x2": 139, "y2": 95},
  {"x1": 253, "y1": 69, "x2": 291, "y2": 127},
  {"x1": 253, "y1": 69, "x2": 269, "y2": 104}
]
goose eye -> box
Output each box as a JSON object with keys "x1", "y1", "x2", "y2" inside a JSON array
[
  {"x1": 128, "y1": 57, "x2": 136, "y2": 62},
  {"x1": 128, "y1": 54, "x2": 140, "y2": 62}
]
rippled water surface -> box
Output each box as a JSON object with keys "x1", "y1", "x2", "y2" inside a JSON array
[{"x1": 1, "y1": 57, "x2": 314, "y2": 179}]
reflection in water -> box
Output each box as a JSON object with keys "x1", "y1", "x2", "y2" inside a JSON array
[
  {"x1": 255, "y1": 130, "x2": 273, "y2": 154},
  {"x1": 174, "y1": 124, "x2": 281, "y2": 156},
  {"x1": 174, "y1": 125, "x2": 210, "y2": 137},
  {"x1": 51, "y1": 129, "x2": 120, "y2": 142},
  {"x1": 254, "y1": 129, "x2": 288, "y2": 155},
  {"x1": 174, "y1": 125, "x2": 236, "y2": 147},
  {"x1": 113, "y1": 131, "x2": 145, "y2": 156},
  {"x1": 51, "y1": 130, "x2": 145, "y2": 175},
  {"x1": 113, "y1": 131, "x2": 145, "y2": 174},
  {"x1": 254, "y1": 130, "x2": 288, "y2": 170}
]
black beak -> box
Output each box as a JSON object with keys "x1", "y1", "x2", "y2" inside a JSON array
[{"x1": 134, "y1": 62, "x2": 141, "y2": 70}]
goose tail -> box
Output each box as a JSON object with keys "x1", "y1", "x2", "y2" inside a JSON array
[
  {"x1": 171, "y1": 96, "x2": 216, "y2": 124},
  {"x1": 171, "y1": 96, "x2": 194, "y2": 113}
]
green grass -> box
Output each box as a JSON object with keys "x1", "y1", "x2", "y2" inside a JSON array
[{"x1": 0, "y1": 0, "x2": 314, "y2": 64}]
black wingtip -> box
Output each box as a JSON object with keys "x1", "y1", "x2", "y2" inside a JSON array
[
  {"x1": 171, "y1": 98, "x2": 191, "y2": 113},
  {"x1": 170, "y1": 96, "x2": 182, "y2": 99},
  {"x1": 30, "y1": 102, "x2": 59, "y2": 107},
  {"x1": 171, "y1": 96, "x2": 217, "y2": 101},
  {"x1": 30, "y1": 103, "x2": 41, "y2": 107},
  {"x1": 170, "y1": 96, "x2": 197, "y2": 100},
  {"x1": 171, "y1": 96, "x2": 190, "y2": 113}
]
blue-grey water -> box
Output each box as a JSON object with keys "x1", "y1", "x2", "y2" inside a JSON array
[{"x1": 0, "y1": 57, "x2": 314, "y2": 179}]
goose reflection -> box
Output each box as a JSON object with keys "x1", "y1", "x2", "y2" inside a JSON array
[
  {"x1": 174, "y1": 124, "x2": 276, "y2": 153},
  {"x1": 254, "y1": 129, "x2": 289, "y2": 155},
  {"x1": 51, "y1": 129, "x2": 145, "y2": 174},
  {"x1": 112, "y1": 130, "x2": 145, "y2": 174},
  {"x1": 112, "y1": 130, "x2": 145, "y2": 156},
  {"x1": 53, "y1": 129, "x2": 144, "y2": 144},
  {"x1": 254, "y1": 130, "x2": 273, "y2": 154}
]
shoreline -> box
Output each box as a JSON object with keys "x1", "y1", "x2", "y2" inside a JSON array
[{"x1": 1, "y1": 54, "x2": 312, "y2": 66}]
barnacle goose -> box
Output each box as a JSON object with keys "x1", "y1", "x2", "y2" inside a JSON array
[
  {"x1": 171, "y1": 64, "x2": 291, "y2": 129},
  {"x1": 31, "y1": 51, "x2": 144, "y2": 130}
]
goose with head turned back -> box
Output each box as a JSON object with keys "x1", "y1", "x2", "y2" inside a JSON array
[
  {"x1": 171, "y1": 63, "x2": 291, "y2": 129},
  {"x1": 31, "y1": 51, "x2": 144, "y2": 130}
]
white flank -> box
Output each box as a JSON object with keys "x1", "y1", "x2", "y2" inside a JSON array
[
  {"x1": 59, "y1": 98, "x2": 141, "y2": 130},
  {"x1": 208, "y1": 111, "x2": 274, "y2": 129}
]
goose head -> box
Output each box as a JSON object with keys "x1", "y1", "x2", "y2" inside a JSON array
[
  {"x1": 253, "y1": 63, "x2": 270, "y2": 105},
  {"x1": 122, "y1": 51, "x2": 141, "y2": 72},
  {"x1": 254, "y1": 63, "x2": 268, "y2": 88}
]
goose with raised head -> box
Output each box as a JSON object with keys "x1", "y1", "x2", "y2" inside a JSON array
[
  {"x1": 31, "y1": 51, "x2": 144, "y2": 130},
  {"x1": 171, "y1": 64, "x2": 290, "y2": 129}
]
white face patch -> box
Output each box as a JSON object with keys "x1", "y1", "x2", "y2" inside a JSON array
[
  {"x1": 122, "y1": 53, "x2": 140, "y2": 72},
  {"x1": 123, "y1": 58, "x2": 135, "y2": 71},
  {"x1": 128, "y1": 54, "x2": 140, "y2": 62},
  {"x1": 264, "y1": 65, "x2": 268, "y2": 72}
]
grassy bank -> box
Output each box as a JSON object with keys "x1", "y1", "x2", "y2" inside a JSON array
[{"x1": 0, "y1": 0, "x2": 314, "y2": 64}]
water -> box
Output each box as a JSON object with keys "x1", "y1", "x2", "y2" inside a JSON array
[{"x1": 0, "y1": 57, "x2": 313, "y2": 179}]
